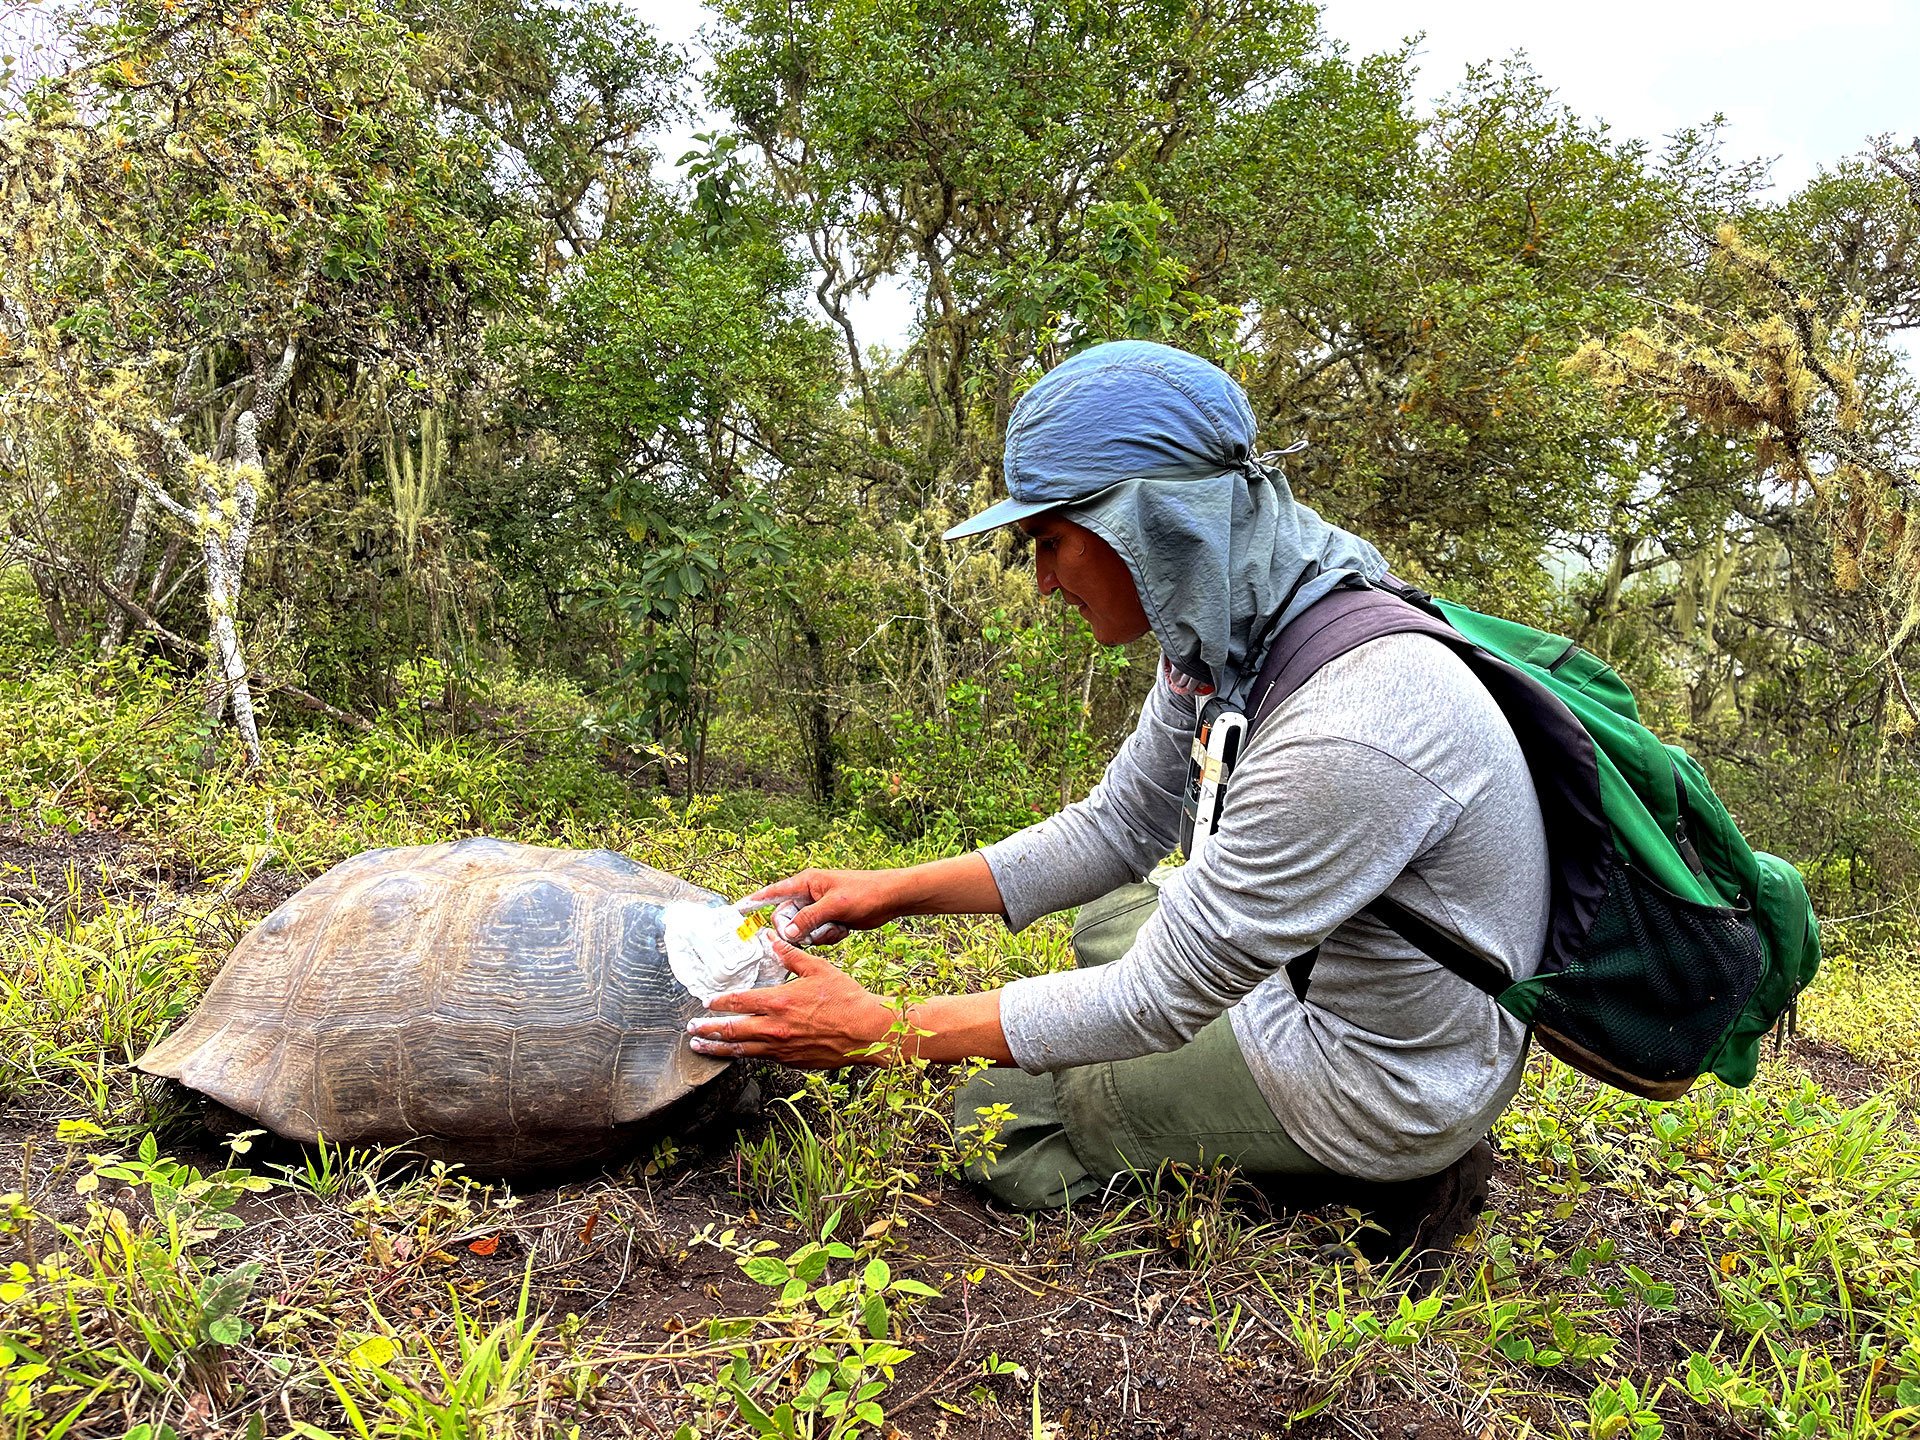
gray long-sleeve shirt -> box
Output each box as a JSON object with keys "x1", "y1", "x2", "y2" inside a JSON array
[{"x1": 984, "y1": 632, "x2": 1550, "y2": 1181}]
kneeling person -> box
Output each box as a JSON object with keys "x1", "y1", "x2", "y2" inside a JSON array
[{"x1": 688, "y1": 341, "x2": 1547, "y2": 1258}]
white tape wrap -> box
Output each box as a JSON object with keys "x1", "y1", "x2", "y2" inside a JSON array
[{"x1": 661, "y1": 902, "x2": 789, "y2": 1005}]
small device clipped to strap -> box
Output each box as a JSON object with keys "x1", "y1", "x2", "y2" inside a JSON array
[{"x1": 1178, "y1": 700, "x2": 1248, "y2": 859}]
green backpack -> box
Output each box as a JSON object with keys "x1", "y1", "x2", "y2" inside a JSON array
[{"x1": 1243, "y1": 579, "x2": 1821, "y2": 1101}]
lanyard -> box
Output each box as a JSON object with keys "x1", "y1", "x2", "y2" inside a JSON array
[{"x1": 1168, "y1": 445, "x2": 1317, "y2": 860}]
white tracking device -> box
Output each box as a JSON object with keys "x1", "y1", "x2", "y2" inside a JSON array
[
  {"x1": 1196, "y1": 711, "x2": 1247, "y2": 836},
  {"x1": 1179, "y1": 709, "x2": 1248, "y2": 857}
]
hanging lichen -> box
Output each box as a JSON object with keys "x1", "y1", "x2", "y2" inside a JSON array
[{"x1": 1566, "y1": 170, "x2": 1920, "y2": 716}]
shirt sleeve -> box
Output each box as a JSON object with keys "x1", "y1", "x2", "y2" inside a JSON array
[
  {"x1": 996, "y1": 727, "x2": 1465, "y2": 1073},
  {"x1": 977, "y1": 672, "x2": 1196, "y2": 931}
]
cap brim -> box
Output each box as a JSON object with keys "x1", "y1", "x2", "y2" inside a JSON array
[{"x1": 941, "y1": 495, "x2": 1061, "y2": 541}]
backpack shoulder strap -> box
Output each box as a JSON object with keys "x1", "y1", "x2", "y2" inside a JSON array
[
  {"x1": 1246, "y1": 581, "x2": 1461, "y2": 732},
  {"x1": 1246, "y1": 580, "x2": 1516, "y2": 1005}
]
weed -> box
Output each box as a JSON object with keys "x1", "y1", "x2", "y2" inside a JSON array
[
  {"x1": 683, "y1": 1219, "x2": 937, "y2": 1437},
  {"x1": 271, "y1": 1135, "x2": 402, "y2": 1203},
  {"x1": 736, "y1": 1067, "x2": 945, "y2": 1236},
  {"x1": 0, "y1": 895, "x2": 207, "y2": 1119},
  {"x1": 319, "y1": 1266, "x2": 556, "y2": 1440},
  {"x1": 0, "y1": 1137, "x2": 275, "y2": 1432},
  {"x1": 1586, "y1": 1376, "x2": 1666, "y2": 1440},
  {"x1": 1121, "y1": 1160, "x2": 1280, "y2": 1271},
  {"x1": 343, "y1": 1162, "x2": 523, "y2": 1267}
]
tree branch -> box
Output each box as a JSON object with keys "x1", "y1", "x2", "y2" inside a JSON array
[
  {"x1": 14, "y1": 543, "x2": 375, "y2": 734},
  {"x1": 1874, "y1": 598, "x2": 1920, "y2": 732},
  {"x1": 1874, "y1": 137, "x2": 1920, "y2": 213},
  {"x1": 252, "y1": 336, "x2": 301, "y2": 430}
]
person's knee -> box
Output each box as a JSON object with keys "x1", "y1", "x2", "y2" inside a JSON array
[
  {"x1": 965, "y1": 1143, "x2": 1087, "y2": 1210},
  {"x1": 951, "y1": 1069, "x2": 1089, "y2": 1210}
]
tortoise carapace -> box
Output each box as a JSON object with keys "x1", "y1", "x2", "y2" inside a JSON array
[{"x1": 137, "y1": 838, "x2": 736, "y2": 1176}]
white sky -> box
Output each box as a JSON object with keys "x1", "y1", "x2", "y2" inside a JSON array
[
  {"x1": 635, "y1": 0, "x2": 1919, "y2": 348},
  {"x1": 1329, "y1": 0, "x2": 1918, "y2": 196}
]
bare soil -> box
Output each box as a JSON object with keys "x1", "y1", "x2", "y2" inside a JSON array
[{"x1": 0, "y1": 822, "x2": 305, "y2": 920}]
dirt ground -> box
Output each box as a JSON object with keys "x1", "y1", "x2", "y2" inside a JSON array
[
  {"x1": 0, "y1": 825, "x2": 306, "y2": 919},
  {"x1": 9, "y1": 1093, "x2": 1825, "y2": 1438},
  {"x1": 0, "y1": 1109, "x2": 1502, "y2": 1437}
]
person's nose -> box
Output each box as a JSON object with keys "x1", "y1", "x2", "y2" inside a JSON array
[{"x1": 1034, "y1": 552, "x2": 1059, "y2": 598}]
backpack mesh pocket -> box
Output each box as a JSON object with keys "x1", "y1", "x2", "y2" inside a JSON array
[{"x1": 1532, "y1": 861, "x2": 1764, "y2": 1085}]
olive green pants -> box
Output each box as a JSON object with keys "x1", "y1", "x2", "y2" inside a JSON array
[{"x1": 954, "y1": 882, "x2": 1330, "y2": 1209}]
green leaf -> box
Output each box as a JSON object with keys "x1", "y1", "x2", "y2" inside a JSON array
[
  {"x1": 796, "y1": 1366, "x2": 832, "y2": 1405},
  {"x1": 862, "y1": 1292, "x2": 889, "y2": 1340},
  {"x1": 862, "y1": 1258, "x2": 891, "y2": 1291},
  {"x1": 889, "y1": 1279, "x2": 941, "y2": 1298},
  {"x1": 726, "y1": 1380, "x2": 779, "y2": 1435},
  {"x1": 741, "y1": 1256, "x2": 789, "y2": 1286}
]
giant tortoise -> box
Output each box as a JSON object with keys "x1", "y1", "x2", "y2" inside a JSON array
[{"x1": 137, "y1": 837, "x2": 749, "y2": 1176}]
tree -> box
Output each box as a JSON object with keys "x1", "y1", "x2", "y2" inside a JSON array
[
  {"x1": 1166, "y1": 64, "x2": 1768, "y2": 611},
  {"x1": 1567, "y1": 141, "x2": 1920, "y2": 720},
  {"x1": 490, "y1": 180, "x2": 842, "y2": 786},
  {"x1": 0, "y1": 0, "x2": 517, "y2": 764},
  {"x1": 708, "y1": 0, "x2": 1342, "y2": 496},
  {"x1": 433, "y1": 0, "x2": 690, "y2": 267}
]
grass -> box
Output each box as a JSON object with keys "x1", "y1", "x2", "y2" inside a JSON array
[
  {"x1": 1795, "y1": 941, "x2": 1920, "y2": 1099},
  {"x1": 2, "y1": 639, "x2": 1918, "y2": 1436}
]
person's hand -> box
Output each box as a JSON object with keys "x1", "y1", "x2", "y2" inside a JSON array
[
  {"x1": 686, "y1": 940, "x2": 912, "y2": 1067},
  {"x1": 737, "y1": 868, "x2": 910, "y2": 946}
]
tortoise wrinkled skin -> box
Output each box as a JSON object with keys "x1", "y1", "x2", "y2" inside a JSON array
[{"x1": 137, "y1": 837, "x2": 734, "y2": 1176}]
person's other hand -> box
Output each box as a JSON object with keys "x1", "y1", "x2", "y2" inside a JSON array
[
  {"x1": 686, "y1": 940, "x2": 909, "y2": 1067},
  {"x1": 737, "y1": 868, "x2": 908, "y2": 946}
]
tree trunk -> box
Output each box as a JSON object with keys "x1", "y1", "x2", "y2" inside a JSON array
[
  {"x1": 200, "y1": 518, "x2": 263, "y2": 766},
  {"x1": 145, "y1": 529, "x2": 185, "y2": 611},
  {"x1": 100, "y1": 489, "x2": 156, "y2": 655},
  {"x1": 914, "y1": 538, "x2": 950, "y2": 720},
  {"x1": 197, "y1": 347, "x2": 293, "y2": 768},
  {"x1": 22, "y1": 554, "x2": 76, "y2": 647},
  {"x1": 1598, "y1": 534, "x2": 1636, "y2": 618},
  {"x1": 800, "y1": 622, "x2": 836, "y2": 802},
  {"x1": 1686, "y1": 529, "x2": 1745, "y2": 725}
]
